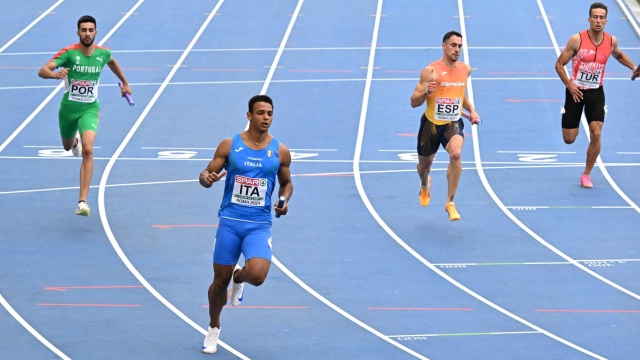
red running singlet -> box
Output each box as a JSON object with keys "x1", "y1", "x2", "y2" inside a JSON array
[{"x1": 570, "y1": 29, "x2": 612, "y2": 90}]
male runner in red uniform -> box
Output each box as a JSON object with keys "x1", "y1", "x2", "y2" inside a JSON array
[{"x1": 555, "y1": 2, "x2": 640, "y2": 188}]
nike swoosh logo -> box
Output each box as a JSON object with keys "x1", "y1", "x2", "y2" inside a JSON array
[{"x1": 237, "y1": 292, "x2": 243, "y2": 302}]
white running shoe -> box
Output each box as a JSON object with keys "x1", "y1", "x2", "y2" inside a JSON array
[
  {"x1": 71, "y1": 132, "x2": 81, "y2": 157},
  {"x1": 229, "y1": 264, "x2": 244, "y2": 306},
  {"x1": 76, "y1": 201, "x2": 90, "y2": 216},
  {"x1": 202, "y1": 326, "x2": 220, "y2": 354}
]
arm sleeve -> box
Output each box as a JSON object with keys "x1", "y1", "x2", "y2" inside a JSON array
[{"x1": 51, "y1": 49, "x2": 69, "y2": 68}]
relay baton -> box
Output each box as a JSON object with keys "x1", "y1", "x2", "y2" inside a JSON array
[
  {"x1": 462, "y1": 111, "x2": 481, "y2": 125},
  {"x1": 118, "y1": 82, "x2": 134, "y2": 106},
  {"x1": 632, "y1": 64, "x2": 640, "y2": 81},
  {"x1": 275, "y1": 196, "x2": 286, "y2": 218}
]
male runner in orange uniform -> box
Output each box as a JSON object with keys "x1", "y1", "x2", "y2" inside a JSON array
[
  {"x1": 410, "y1": 31, "x2": 480, "y2": 221},
  {"x1": 555, "y1": 2, "x2": 640, "y2": 188}
]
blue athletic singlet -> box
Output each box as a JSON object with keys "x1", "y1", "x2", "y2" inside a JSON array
[{"x1": 218, "y1": 134, "x2": 281, "y2": 224}]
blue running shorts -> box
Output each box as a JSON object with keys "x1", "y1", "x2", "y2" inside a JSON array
[{"x1": 213, "y1": 217, "x2": 273, "y2": 265}]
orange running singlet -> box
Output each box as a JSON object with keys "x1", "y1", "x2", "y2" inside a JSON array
[
  {"x1": 570, "y1": 30, "x2": 612, "y2": 90},
  {"x1": 424, "y1": 60, "x2": 468, "y2": 126}
]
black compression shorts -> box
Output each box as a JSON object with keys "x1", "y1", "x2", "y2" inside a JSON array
[
  {"x1": 561, "y1": 86, "x2": 606, "y2": 129},
  {"x1": 417, "y1": 114, "x2": 464, "y2": 157}
]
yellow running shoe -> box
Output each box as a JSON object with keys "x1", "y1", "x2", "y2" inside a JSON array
[
  {"x1": 419, "y1": 176, "x2": 431, "y2": 207},
  {"x1": 444, "y1": 202, "x2": 460, "y2": 221}
]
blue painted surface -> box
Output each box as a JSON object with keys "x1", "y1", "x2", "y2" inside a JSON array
[{"x1": 2, "y1": 0, "x2": 640, "y2": 359}]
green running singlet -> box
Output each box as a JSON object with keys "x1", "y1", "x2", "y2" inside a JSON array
[{"x1": 51, "y1": 44, "x2": 111, "y2": 139}]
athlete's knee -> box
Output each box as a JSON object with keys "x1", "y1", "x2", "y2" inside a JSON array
[
  {"x1": 212, "y1": 277, "x2": 230, "y2": 295},
  {"x1": 81, "y1": 145, "x2": 93, "y2": 158},
  {"x1": 590, "y1": 128, "x2": 602, "y2": 140},
  {"x1": 211, "y1": 281, "x2": 227, "y2": 297},
  {"x1": 245, "y1": 271, "x2": 267, "y2": 287},
  {"x1": 562, "y1": 131, "x2": 577, "y2": 144},
  {"x1": 417, "y1": 163, "x2": 430, "y2": 173},
  {"x1": 449, "y1": 151, "x2": 462, "y2": 162}
]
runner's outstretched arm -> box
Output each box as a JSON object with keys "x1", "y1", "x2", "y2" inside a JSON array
[
  {"x1": 610, "y1": 36, "x2": 640, "y2": 78},
  {"x1": 274, "y1": 144, "x2": 293, "y2": 216},
  {"x1": 107, "y1": 57, "x2": 131, "y2": 96},
  {"x1": 200, "y1": 139, "x2": 231, "y2": 188},
  {"x1": 38, "y1": 61, "x2": 66, "y2": 79}
]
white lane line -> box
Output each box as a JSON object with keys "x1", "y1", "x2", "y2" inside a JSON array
[
  {"x1": 346, "y1": 3, "x2": 428, "y2": 358},
  {"x1": 538, "y1": 0, "x2": 640, "y2": 216},
  {"x1": 288, "y1": 148, "x2": 337, "y2": 151},
  {"x1": 2, "y1": 77, "x2": 640, "y2": 92},
  {"x1": 259, "y1": 0, "x2": 304, "y2": 96},
  {"x1": 0, "y1": 165, "x2": 591, "y2": 196},
  {"x1": 536, "y1": 0, "x2": 640, "y2": 300},
  {"x1": 616, "y1": 0, "x2": 640, "y2": 37},
  {"x1": 0, "y1": 2, "x2": 137, "y2": 358},
  {"x1": 0, "y1": 293, "x2": 70, "y2": 359},
  {"x1": 352, "y1": 0, "x2": 604, "y2": 359},
  {"x1": 140, "y1": 147, "x2": 216, "y2": 150},
  {"x1": 0, "y1": 0, "x2": 145, "y2": 154},
  {"x1": 7, "y1": 45, "x2": 640, "y2": 56},
  {"x1": 96, "y1": 1, "x2": 248, "y2": 359},
  {"x1": 0, "y1": 0, "x2": 64, "y2": 54},
  {"x1": 272, "y1": 257, "x2": 427, "y2": 359},
  {"x1": 497, "y1": 151, "x2": 575, "y2": 154},
  {"x1": 7, "y1": 155, "x2": 640, "y2": 167},
  {"x1": 505, "y1": 206, "x2": 632, "y2": 209},
  {"x1": 618, "y1": 152, "x2": 640, "y2": 154},
  {"x1": 433, "y1": 258, "x2": 640, "y2": 267},
  {"x1": 387, "y1": 331, "x2": 541, "y2": 338},
  {"x1": 237, "y1": 0, "x2": 427, "y2": 358},
  {"x1": 23, "y1": 145, "x2": 101, "y2": 148}
]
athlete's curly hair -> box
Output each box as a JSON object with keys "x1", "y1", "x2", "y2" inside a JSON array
[
  {"x1": 248, "y1": 95, "x2": 273, "y2": 113},
  {"x1": 77, "y1": 15, "x2": 96, "y2": 30},
  {"x1": 589, "y1": 2, "x2": 607, "y2": 18},
  {"x1": 442, "y1": 31, "x2": 463, "y2": 44}
]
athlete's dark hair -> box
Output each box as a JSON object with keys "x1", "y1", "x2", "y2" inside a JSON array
[
  {"x1": 443, "y1": 31, "x2": 463, "y2": 43},
  {"x1": 248, "y1": 95, "x2": 274, "y2": 113},
  {"x1": 589, "y1": 2, "x2": 607, "y2": 18},
  {"x1": 77, "y1": 15, "x2": 96, "y2": 30}
]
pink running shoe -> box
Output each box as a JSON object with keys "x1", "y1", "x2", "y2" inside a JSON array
[{"x1": 580, "y1": 174, "x2": 593, "y2": 188}]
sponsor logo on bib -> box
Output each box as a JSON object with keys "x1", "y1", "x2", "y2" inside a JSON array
[
  {"x1": 69, "y1": 79, "x2": 97, "y2": 103},
  {"x1": 232, "y1": 175, "x2": 267, "y2": 206},
  {"x1": 434, "y1": 97, "x2": 462, "y2": 121},
  {"x1": 574, "y1": 62, "x2": 603, "y2": 89}
]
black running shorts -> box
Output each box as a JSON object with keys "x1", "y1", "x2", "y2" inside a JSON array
[
  {"x1": 417, "y1": 114, "x2": 464, "y2": 157},
  {"x1": 561, "y1": 86, "x2": 605, "y2": 129}
]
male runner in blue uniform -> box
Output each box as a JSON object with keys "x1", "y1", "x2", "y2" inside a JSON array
[{"x1": 198, "y1": 95, "x2": 293, "y2": 354}]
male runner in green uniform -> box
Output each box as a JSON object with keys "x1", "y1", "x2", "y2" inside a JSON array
[{"x1": 38, "y1": 15, "x2": 131, "y2": 216}]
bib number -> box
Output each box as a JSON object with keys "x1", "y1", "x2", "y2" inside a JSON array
[
  {"x1": 434, "y1": 97, "x2": 462, "y2": 121},
  {"x1": 69, "y1": 79, "x2": 97, "y2": 103},
  {"x1": 574, "y1": 63, "x2": 602, "y2": 89},
  {"x1": 232, "y1": 175, "x2": 267, "y2": 206}
]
